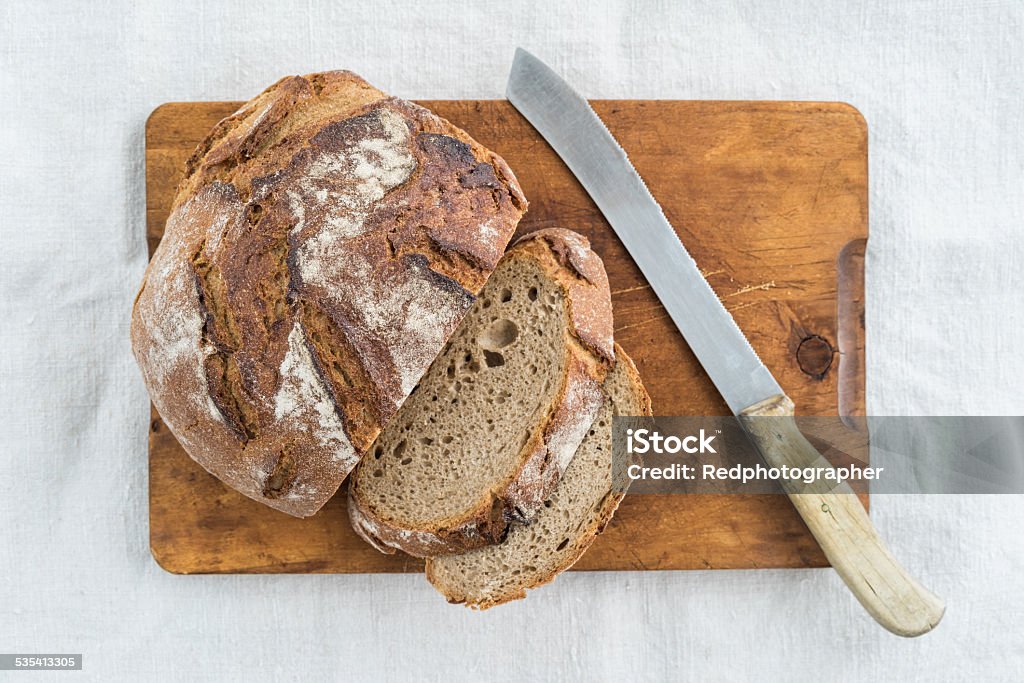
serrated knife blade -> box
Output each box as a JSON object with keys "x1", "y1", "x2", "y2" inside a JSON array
[{"x1": 506, "y1": 47, "x2": 780, "y2": 415}]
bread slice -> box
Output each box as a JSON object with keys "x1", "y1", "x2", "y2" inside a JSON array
[
  {"x1": 425, "y1": 347, "x2": 651, "y2": 608},
  {"x1": 347, "y1": 229, "x2": 615, "y2": 556}
]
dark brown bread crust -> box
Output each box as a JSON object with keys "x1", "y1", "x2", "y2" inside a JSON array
[
  {"x1": 347, "y1": 229, "x2": 615, "y2": 556},
  {"x1": 131, "y1": 71, "x2": 526, "y2": 517}
]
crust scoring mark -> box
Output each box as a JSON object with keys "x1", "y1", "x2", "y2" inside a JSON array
[
  {"x1": 137, "y1": 191, "x2": 236, "y2": 429},
  {"x1": 274, "y1": 322, "x2": 358, "y2": 467}
]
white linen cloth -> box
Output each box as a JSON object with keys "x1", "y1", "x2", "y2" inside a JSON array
[{"x1": 1, "y1": 1, "x2": 1022, "y2": 680}]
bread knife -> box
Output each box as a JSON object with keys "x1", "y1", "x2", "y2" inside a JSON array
[{"x1": 506, "y1": 47, "x2": 944, "y2": 637}]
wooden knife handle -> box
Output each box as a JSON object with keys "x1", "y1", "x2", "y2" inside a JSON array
[{"x1": 738, "y1": 394, "x2": 945, "y2": 637}]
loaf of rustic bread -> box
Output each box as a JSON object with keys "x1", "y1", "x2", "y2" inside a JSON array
[
  {"x1": 131, "y1": 71, "x2": 526, "y2": 517},
  {"x1": 347, "y1": 229, "x2": 615, "y2": 556}
]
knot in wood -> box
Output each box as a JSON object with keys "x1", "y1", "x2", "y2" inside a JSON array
[{"x1": 796, "y1": 335, "x2": 834, "y2": 379}]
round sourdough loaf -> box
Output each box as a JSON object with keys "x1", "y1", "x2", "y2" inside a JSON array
[{"x1": 131, "y1": 71, "x2": 527, "y2": 517}]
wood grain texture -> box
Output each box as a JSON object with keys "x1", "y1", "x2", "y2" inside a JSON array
[{"x1": 145, "y1": 99, "x2": 867, "y2": 574}]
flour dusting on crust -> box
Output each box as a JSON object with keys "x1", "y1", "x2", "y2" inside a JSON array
[
  {"x1": 476, "y1": 219, "x2": 500, "y2": 243},
  {"x1": 547, "y1": 370, "x2": 604, "y2": 474},
  {"x1": 275, "y1": 322, "x2": 358, "y2": 467},
  {"x1": 287, "y1": 108, "x2": 415, "y2": 240},
  {"x1": 136, "y1": 192, "x2": 236, "y2": 423},
  {"x1": 299, "y1": 246, "x2": 469, "y2": 404},
  {"x1": 289, "y1": 106, "x2": 469, "y2": 407}
]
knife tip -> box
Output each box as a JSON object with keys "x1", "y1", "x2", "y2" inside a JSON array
[
  {"x1": 508, "y1": 47, "x2": 530, "y2": 99},
  {"x1": 511, "y1": 46, "x2": 536, "y2": 68}
]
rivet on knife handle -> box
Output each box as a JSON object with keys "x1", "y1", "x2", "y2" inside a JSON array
[
  {"x1": 739, "y1": 395, "x2": 945, "y2": 637},
  {"x1": 507, "y1": 47, "x2": 944, "y2": 636}
]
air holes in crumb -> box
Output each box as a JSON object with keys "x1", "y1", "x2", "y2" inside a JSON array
[
  {"x1": 499, "y1": 288, "x2": 513, "y2": 303},
  {"x1": 528, "y1": 286, "x2": 538, "y2": 301},
  {"x1": 400, "y1": 458, "x2": 412, "y2": 465},
  {"x1": 556, "y1": 538, "x2": 570, "y2": 551},
  {"x1": 393, "y1": 440, "x2": 407, "y2": 458},
  {"x1": 373, "y1": 446, "x2": 384, "y2": 460},
  {"x1": 478, "y1": 319, "x2": 519, "y2": 350},
  {"x1": 483, "y1": 350, "x2": 505, "y2": 368}
]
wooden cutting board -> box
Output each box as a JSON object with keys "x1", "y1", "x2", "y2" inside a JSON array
[{"x1": 146, "y1": 99, "x2": 867, "y2": 574}]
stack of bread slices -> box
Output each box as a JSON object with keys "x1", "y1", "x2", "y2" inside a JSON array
[{"x1": 131, "y1": 71, "x2": 651, "y2": 608}]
